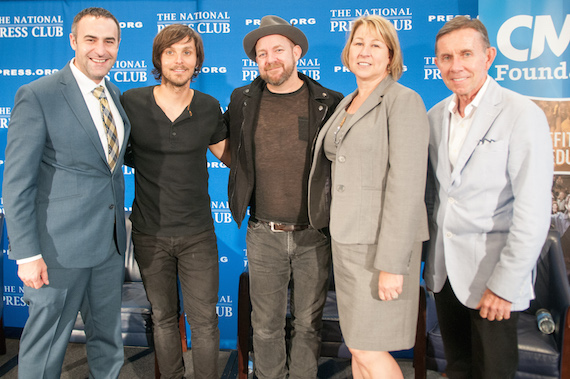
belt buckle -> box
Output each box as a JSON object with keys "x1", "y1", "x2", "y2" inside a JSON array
[{"x1": 269, "y1": 222, "x2": 285, "y2": 232}]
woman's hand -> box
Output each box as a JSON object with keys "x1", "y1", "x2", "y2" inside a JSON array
[{"x1": 378, "y1": 271, "x2": 403, "y2": 301}]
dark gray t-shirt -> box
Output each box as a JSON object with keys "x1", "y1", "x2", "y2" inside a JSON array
[{"x1": 253, "y1": 84, "x2": 311, "y2": 224}]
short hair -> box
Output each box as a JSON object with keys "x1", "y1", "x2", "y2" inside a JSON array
[
  {"x1": 152, "y1": 24, "x2": 205, "y2": 82},
  {"x1": 71, "y1": 7, "x2": 120, "y2": 40},
  {"x1": 435, "y1": 16, "x2": 491, "y2": 55},
  {"x1": 341, "y1": 15, "x2": 404, "y2": 81}
]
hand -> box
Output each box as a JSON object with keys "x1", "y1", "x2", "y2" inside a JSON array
[
  {"x1": 18, "y1": 258, "x2": 49, "y2": 289},
  {"x1": 378, "y1": 271, "x2": 403, "y2": 301},
  {"x1": 476, "y1": 288, "x2": 512, "y2": 321}
]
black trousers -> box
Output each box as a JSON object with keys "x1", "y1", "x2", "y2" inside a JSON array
[{"x1": 434, "y1": 279, "x2": 519, "y2": 379}]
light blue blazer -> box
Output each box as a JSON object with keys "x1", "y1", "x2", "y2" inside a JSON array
[
  {"x1": 424, "y1": 78, "x2": 553, "y2": 311},
  {"x1": 3, "y1": 63, "x2": 131, "y2": 268}
]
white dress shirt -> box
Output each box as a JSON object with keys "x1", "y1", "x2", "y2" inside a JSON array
[
  {"x1": 447, "y1": 76, "x2": 491, "y2": 170},
  {"x1": 69, "y1": 58, "x2": 125, "y2": 159}
]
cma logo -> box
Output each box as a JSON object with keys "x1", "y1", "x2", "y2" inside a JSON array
[{"x1": 497, "y1": 15, "x2": 570, "y2": 62}]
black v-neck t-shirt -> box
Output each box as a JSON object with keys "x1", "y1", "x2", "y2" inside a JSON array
[{"x1": 121, "y1": 86, "x2": 227, "y2": 236}]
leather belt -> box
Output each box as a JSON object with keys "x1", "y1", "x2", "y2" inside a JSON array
[{"x1": 266, "y1": 221, "x2": 309, "y2": 232}]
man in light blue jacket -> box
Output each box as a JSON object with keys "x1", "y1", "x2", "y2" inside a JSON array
[{"x1": 425, "y1": 16, "x2": 553, "y2": 378}]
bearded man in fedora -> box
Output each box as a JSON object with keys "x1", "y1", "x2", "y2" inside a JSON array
[{"x1": 224, "y1": 15, "x2": 342, "y2": 379}]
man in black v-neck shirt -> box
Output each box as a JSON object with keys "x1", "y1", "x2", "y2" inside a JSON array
[{"x1": 121, "y1": 24, "x2": 229, "y2": 379}]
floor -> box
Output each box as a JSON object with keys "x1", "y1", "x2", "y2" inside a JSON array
[{"x1": 0, "y1": 335, "x2": 445, "y2": 378}]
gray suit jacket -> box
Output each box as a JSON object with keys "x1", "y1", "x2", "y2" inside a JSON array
[
  {"x1": 3, "y1": 63, "x2": 131, "y2": 268},
  {"x1": 309, "y1": 75, "x2": 430, "y2": 274},
  {"x1": 424, "y1": 78, "x2": 553, "y2": 311}
]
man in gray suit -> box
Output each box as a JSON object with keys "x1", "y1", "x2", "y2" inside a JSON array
[
  {"x1": 3, "y1": 7, "x2": 130, "y2": 378},
  {"x1": 425, "y1": 16, "x2": 553, "y2": 378}
]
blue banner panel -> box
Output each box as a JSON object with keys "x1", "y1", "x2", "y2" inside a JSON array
[
  {"x1": 1, "y1": 0, "x2": 478, "y2": 349},
  {"x1": 481, "y1": 0, "x2": 570, "y2": 99},
  {"x1": 481, "y1": 0, "x2": 570, "y2": 173}
]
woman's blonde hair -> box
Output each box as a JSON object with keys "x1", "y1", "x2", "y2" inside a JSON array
[{"x1": 341, "y1": 15, "x2": 404, "y2": 81}]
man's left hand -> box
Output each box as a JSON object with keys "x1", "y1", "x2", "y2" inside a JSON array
[{"x1": 476, "y1": 288, "x2": 512, "y2": 321}]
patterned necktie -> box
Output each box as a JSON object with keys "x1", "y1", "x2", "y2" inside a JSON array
[{"x1": 92, "y1": 86, "x2": 119, "y2": 171}]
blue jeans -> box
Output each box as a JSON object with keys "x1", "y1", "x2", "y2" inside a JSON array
[
  {"x1": 246, "y1": 220, "x2": 331, "y2": 379},
  {"x1": 132, "y1": 229, "x2": 220, "y2": 379}
]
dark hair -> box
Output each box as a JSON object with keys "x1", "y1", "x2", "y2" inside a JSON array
[
  {"x1": 72, "y1": 7, "x2": 120, "y2": 40},
  {"x1": 152, "y1": 24, "x2": 205, "y2": 82},
  {"x1": 435, "y1": 16, "x2": 490, "y2": 55}
]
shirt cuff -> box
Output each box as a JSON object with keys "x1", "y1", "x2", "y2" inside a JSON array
[{"x1": 17, "y1": 254, "x2": 43, "y2": 265}]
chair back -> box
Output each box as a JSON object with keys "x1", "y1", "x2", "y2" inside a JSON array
[
  {"x1": 528, "y1": 229, "x2": 570, "y2": 349},
  {"x1": 123, "y1": 212, "x2": 143, "y2": 283}
]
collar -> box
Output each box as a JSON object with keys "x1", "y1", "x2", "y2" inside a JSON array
[
  {"x1": 447, "y1": 75, "x2": 491, "y2": 118},
  {"x1": 69, "y1": 58, "x2": 107, "y2": 96}
]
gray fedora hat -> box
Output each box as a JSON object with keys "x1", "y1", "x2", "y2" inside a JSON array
[{"x1": 243, "y1": 15, "x2": 309, "y2": 60}]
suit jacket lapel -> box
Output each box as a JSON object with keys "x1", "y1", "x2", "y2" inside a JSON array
[
  {"x1": 450, "y1": 79, "x2": 502, "y2": 185},
  {"x1": 341, "y1": 75, "x2": 395, "y2": 135},
  {"x1": 436, "y1": 98, "x2": 453, "y2": 189},
  {"x1": 314, "y1": 102, "x2": 344, "y2": 156},
  {"x1": 58, "y1": 64, "x2": 108, "y2": 164}
]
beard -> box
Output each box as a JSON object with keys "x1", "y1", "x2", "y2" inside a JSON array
[
  {"x1": 162, "y1": 67, "x2": 192, "y2": 88},
  {"x1": 260, "y1": 62, "x2": 296, "y2": 87}
]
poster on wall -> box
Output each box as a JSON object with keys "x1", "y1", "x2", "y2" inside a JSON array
[{"x1": 481, "y1": 0, "x2": 570, "y2": 274}]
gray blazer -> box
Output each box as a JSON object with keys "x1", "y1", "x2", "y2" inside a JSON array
[
  {"x1": 308, "y1": 75, "x2": 430, "y2": 274},
  {"x1": 3, "y1": 63, "x2": 131, "y2": 268},
  {"x1": 424, "y1": 78, "x2": 553, "y2": 311}
]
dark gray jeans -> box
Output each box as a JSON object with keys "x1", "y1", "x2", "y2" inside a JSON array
[
  {"x1": 246, "y1": 220, "x2": 331, "y2": 379},
  {"x1": 132, "y1": 229, "x2": 220, "y2": 379}
]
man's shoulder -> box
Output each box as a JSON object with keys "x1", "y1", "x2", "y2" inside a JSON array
[
  {"x1": 19, "y1": 65, "x2": 67, "y2": 93},
  {"x1": 315, "y1": 83, "x2": 344, "y2": 104},
  {"x1": 230, "y1": 79, "x2": 262, "y2": 98},
  {"x1": 227, "y1": 80, "x2": 264, "y2": 111},
  {"x1": 300, "y1": 73, "x2": 343, "y2": 103},
  {"x1": 493, "y1": 82, "x2": 537, "y2": 111},
  {"x1": 194, "y1": 89, "x2": 220, "y2": 106},
  {"x1": 231, "y1": 83, "x2": 252, "y2": 95},
  {"x1": 123, "y1": 85, "x2": 153, "y2": 98},
  {"x1": 427, "y1": 95, "x2": 451, "y2": 118},
  {"x1": 121, "y1": 86, "x2": 154, "y2": 107}
]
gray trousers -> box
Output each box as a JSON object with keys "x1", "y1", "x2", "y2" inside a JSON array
[
  {"x1": 19, "y1": 242, "x2": 124, "y2": 379},
  {"x1": 132, "y1": 229, "x2": 220, "y2": 379},
  {"x1": 246, "y1": 220, "x2": 331, "y2": 379}
]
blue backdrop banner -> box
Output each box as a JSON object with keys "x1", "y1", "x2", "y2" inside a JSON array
[{"x1": 1, "y1": 0, "x2": 484, "y2": 349}]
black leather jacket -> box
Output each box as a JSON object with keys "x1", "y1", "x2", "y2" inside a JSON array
[{"x1": 223, "y1": 73, "x2": 343, "y2": 227}]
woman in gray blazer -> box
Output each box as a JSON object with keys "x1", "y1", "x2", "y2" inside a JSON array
[{"x1": 308, "y1": 15, "x2": 429, "y2": 378}]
